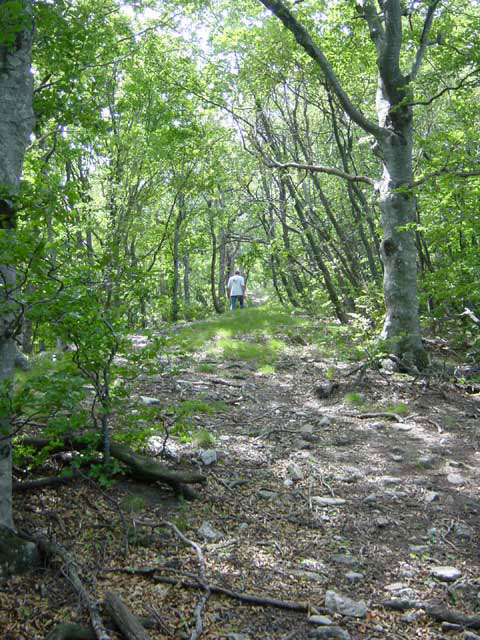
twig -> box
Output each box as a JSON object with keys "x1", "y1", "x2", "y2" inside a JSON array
[
  {"x1": 37, "y1": 537, "x2": 111, "y2": 640},
  {"x1": 111, "y1": 567, "x2": 309, "y2": 612},
  {"x1": 139, "y1": 520, "x2": 210, "y2": 640},
  {"x1": 341, "y1": 411, "x2": 405, "y2": 422}
]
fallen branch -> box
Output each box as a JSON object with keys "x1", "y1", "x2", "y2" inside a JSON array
[
  {"x1": 383, "y1": 599, "x2": 480, "y2": 629},
  {"x1": 37, "y1": 538, "x2": 111, "y2": 640},
  {"x1": 18, "y1": 435, "x2": 206, "y2": 499},
  {"x1": 111, "y1": 566, "x2": 309, "y2": 613},
  {"x1": 145, "y1": 521, "x2": 210, "y2": 640},
  {"x1": 341, "y1": 411, "x2": 405, "y2": 422}
]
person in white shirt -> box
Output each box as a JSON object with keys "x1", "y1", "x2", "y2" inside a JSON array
[{"x1": 227, "y1": 270, "x2": 246, "y2": 311}]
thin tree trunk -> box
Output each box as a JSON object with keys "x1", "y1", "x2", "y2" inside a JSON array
[{"x1": 0, "y1": 0, "x2": 35, "y2": 531}]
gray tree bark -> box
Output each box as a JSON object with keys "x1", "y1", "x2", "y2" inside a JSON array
[
  {"x1": 258, "y1": 0, "x2": 438, "y2": 366},
  {"x1": 0, "y1": 0, "x2": 35, "y2": 531}
]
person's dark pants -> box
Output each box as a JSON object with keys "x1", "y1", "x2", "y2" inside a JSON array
[{"x1": 230, "y1": 295, "x2": 244, "y2": 310}]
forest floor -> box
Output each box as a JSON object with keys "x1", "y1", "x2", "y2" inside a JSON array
[{"x1": 4, "y1": 307, "x2": 480, "y2": 640}]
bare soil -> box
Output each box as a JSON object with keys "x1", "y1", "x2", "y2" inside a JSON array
[{"x1": 3, "y1": 334, "x2": 480, "y2": 640}]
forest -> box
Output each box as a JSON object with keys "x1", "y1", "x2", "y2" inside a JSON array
[{"x1": 1, "y1": 0, "x2": 480, "y2": 638}]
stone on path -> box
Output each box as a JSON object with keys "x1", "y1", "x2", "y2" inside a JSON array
[
  {"x1": 308, "y1": 615, "x2": 334, "y2": 625},
  {"x1": 257, "y1": 489, "x2": 278, "y2": 500},
  {"x1": 345, "y1": 571, "x2": 364, "y2": 583},
  {"x1": 286, "y1": 462, "x2": 304, "y2": 480},
  {"x1": 391, "y1": 422, "x2": 413, "y2": 431},
  {"x1": 309, "y1": 626, "x2": 351, "y2": 639},
  {"x1": 447, "y1": 473, "x2": 465, "y2": 485},
  {"x1": 198, "y1": 449, "x2": 217, "y2": 465},
  {"x1": 197, "y1": 521, "x2": 223, "y2": 541},
  {"x1": 139, "y1": 395, "x2": 161, "y2": 405},
  {"x1": 431, "y1": 566, "x2": 462, "y2": 582},
  {"x1": 325, "y1": 590, "x2": 367, "y2": 618},
  {"x1": 312, "y1": 496, "x2": 346, "y2": 506}
]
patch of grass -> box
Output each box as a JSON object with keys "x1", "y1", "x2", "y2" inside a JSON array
[
  {"x1": 344, "y1": 392, "x2": 365, "y2": 407},
  {"x1": 218, "y1": 338, "x2": 285, "y2": 366},
  {"x1": 258, "y1": 364, "x2": 275, "y2": 375},
  {"x1": 175, "y1": 398, "x2": 226, "y2": 418},
  {"x1": 196, "y1": 363, "x2": 216, "y2": 374},
  {"x1": 165, "y1": 306, "x2": 307, "y2": 355},
  {"x1": 385, "y1": 402, "x2": 409, "y2": 416},
  {"x1": 192, "y1": 429, "x2": 217, "y2": 448}
]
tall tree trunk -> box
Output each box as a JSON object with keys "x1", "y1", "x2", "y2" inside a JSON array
[
  {"x1": 0, "y1": 0, "x2": 35, "y2": 546},
  {"x1": 257, "y1": 0, "x2": 433, "y2": 366}
]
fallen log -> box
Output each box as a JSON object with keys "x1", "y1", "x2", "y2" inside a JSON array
[
  {"x1": 383, "y1": 599, "x2": 480, "y2": 629},
  {"x1": 18, "y1": 435, "x2": 205, "y2": 499},
  {"x1": 104, "y1": 592, "x2": 150, "y2": 640}
]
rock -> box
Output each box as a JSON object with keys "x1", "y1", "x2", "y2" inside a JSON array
[
  {"x1": 391, "y1": 422, "x2": 413, "y2": 431},
  {"x1": 363, "y1": 494, "x2": 379, "y2": 505},
  {"x1": 374, "y1": 517, "x2": 390, "y2": 528},
  {"x1": 228, "y1": 634, "x2": 250, "y2": 640},
  {"x1": 300, "y1": 424, "x2": 315, "y2": 435},
  {"x1": 317, "y1": 416, "x2": 332, "y2": 427},
  {"x1": 139, "y1": 395, "x2": 161, "y2": 405},
  {"x1": 345, "y1": 571, "x2": 364, "y2": 583},
  {"x1": 312, "y1": 497, "x2": 346, "y2": 507},
  {"x1": 287, "y1": 462, "x2": 304, "y2": 480},
  {"x1": 331, "y1": 554, "x2": 357, "y2": 566},
  {"x1": 431, "y1": 566, "x2": 462, "y2": 582},
  {"x1": 453, "y1": 523, "x2": 474, "y2": 540},
  {"x1": 197, "y1": 521, "x2": 223, "y2": 542},
  {"x1": 257, "y1": 490, "x2": 278, "y2": 500},
  {"x1": 417, "y1": 455, "x2": 437, "y2": 468},
  {"x1": 324, "y1": 590, "x2": 367, "y2": 617},
  {"x1": 314, "y1": 381, "x2": 339, "y2": 399},
  {"x1": 464, "y1": 632, "x2": 480, "y2": 640},
  {"x1": 447, "y1": 473, "x2": 465, "y2": 485},
  {"x1": 424, "y1": 491, "x2": 440, "y2": 503},
  {"x1": 308, "y1": 615, "x2": 334, "y2": 625},
  {"x1": 379, "y1": 476, "x2": 400, "y2": 486},
  {"x1": 309, "y1": 626, "x2": 351, "y2": 639},
  {"x1": 289, "y1": 569, "x2": 327, "y2": 583},
  {"x1": 391, "y1": 454, "x2": 404, "y2": 462},
  {"x1": 198, "y1": 449, "x2": 217, "y2": 465}
]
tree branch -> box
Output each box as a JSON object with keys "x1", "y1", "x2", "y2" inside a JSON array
[
  {"x1": 413, "y1": 167, "x2": 480, "y2": 188},
  {"x1": 409, "y1": 0, "x2": 442, "y2": 80},
  {"x1": 257, "y1": 0, "x2": 381, "y2": 137},
  {"x1": 264, "y1": 159, "x2": 375, "y2": 186}
]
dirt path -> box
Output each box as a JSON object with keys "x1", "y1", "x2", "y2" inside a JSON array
[{"x1": 5, "y1": 336, "x2": 480, "y2": 640}]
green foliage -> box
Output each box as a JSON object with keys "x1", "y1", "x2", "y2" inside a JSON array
[
  {"x1": 343, "y1": 392, "x2": 365, "y2": 407},
  {"x1": 191, "y1": 428, "x2": 216, "y2": 448}
]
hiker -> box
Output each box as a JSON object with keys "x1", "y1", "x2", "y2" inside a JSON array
[{"x1": 227, "y1": 270, "x2": 246, "y2": 311}]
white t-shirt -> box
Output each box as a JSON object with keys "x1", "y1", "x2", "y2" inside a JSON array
[{"x1": 227, "y1": 274, "x2": 245, "y2": 296}]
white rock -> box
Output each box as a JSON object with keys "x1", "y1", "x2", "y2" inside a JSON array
[
  {"x1": 325, "y1": 590, "x2": 367, "y2": 618},
  {"x1": 308, "y1": 615, "x2": 334, "y2": 625},
  {"x1": 197, "y1": 521, "x2": 223, "y2": 541},
  {"x1": 139, "y1": 395, "x2": 161, "y2": 405},
  {"x1": 447, "y1": 473, "x2": 465, "y2": 485},
  {"x1": 431, "y1": 566, "x2": 462, "y2": 582},
  {"x1": 312, "y1": 496, "x2": 346, "y2": 506},
  {"x1": 287, "y1": 462, "x2": 304, "y2": 480},
  {"x1": 391, "y1": 422, "x2": 412, "y2": 431},
  {"x1": 198, "y1": 449, "x2": 217, "y2": 465}
]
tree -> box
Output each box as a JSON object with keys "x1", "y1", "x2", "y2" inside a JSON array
[
  {"x1": 254, "y1": 0, "x2": 447, "y2": 367},
  {"x1": 0, "y1": 0, "x2": 39, "y2": 571}
]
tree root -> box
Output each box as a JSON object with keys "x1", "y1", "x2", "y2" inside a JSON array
[{"x1": 383, "y1": 599, "x2": 480, "y2": 629}]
